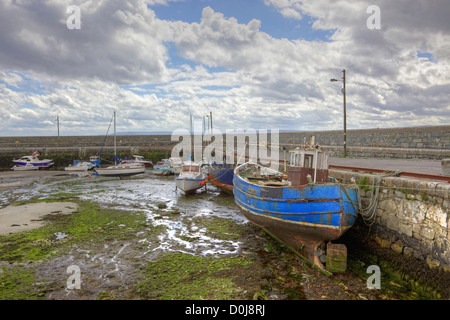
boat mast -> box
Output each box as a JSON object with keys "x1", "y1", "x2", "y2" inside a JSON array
[{"x1": 114, "y1": 111, "x2": 117, "y2": 165}]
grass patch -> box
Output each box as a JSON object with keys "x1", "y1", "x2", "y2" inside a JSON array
[
  {"x1": 202, "y1": 216, "x2": 246, "y2": 241},
  {"x1": 356, "y1": 177, "x2": 372, "y2": 192},
  {"x1": 0, "y1": 266, "x2": 47, "y2": 300},
  {"x1": 135, "y1": 252, "x2": 253, "y2": 299}
]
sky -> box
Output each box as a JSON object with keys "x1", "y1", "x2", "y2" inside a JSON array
[{"x1": 0, "y1": 0, "x2": 449, "y2": 136}]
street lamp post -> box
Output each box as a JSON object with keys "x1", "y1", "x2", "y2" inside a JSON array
[{"x1": 330, "y1": 69, "x2": 347, "y2": 157}]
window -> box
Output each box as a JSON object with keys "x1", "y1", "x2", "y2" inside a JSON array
[
  {"x1": 304, "y1": 154, "x2": 313, "y2": 168},
  {"x1": 182, "y1": 165, "x2": 200, "y2": 172}
]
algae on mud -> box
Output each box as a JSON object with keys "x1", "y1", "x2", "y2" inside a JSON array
[
  {"x1": 0, "y1": 171, "x2": 444, "y2": 300},
  {"x1": 0, "y1": 200, "x2": 158, "y2": 264},
  {"x1": 135, "y1": 252, "x2": 254, "y2": 300}
]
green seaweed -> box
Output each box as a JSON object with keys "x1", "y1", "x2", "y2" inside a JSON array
[{"x1": 135, "y1": 252, "x2": 253, "y2": 300}]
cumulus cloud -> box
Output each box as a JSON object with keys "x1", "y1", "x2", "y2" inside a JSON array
[
  {"x1": 0, "y1": 0, "x2": 170, "y2": 84},
  {"x1": 0, "y1": 0, "x2": 449, "y2": 136}
]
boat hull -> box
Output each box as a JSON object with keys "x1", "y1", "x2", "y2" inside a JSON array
[
  {"x1": 74, "y1": 159, "x2": 100, "y2": 166},
  {"x1": 12, "y1": 161, "x2": 54, "y2": 167},
  {"x1": 233, "y1": 171, "x2": 358, "y2": 270},
  {"x1": 175, "y1": 178, "x2": 205, "y2": 194},
  {"x1": 122, "y1": 160, "x2": 152, "y2": 167},
  {"x1": 152, "y1": 168, "x2": 172, "y2": 175},
  {"x1": 208, "y1": 163, "x2": 234, "y2": 194},
  {"x1": 11, "y1": 165, "x2": 39, "y2": 171},
  {"x1": 95, "y1": 166, "x2": 145, "y2": 177}
]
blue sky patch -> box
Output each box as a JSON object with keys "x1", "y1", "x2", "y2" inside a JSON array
[
  {"x1": 150, "y1": 0, "x2": 334, "y2": 41},
  {"x1": 417, "y1": 51, "x2": 437, "y2": 63}
]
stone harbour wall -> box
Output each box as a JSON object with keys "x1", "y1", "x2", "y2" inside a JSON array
[
  {"x1": 280, "y1": 125, "x2": 450, "y2": 149},
  {"x1": 0, "y1": 125, "x2": 449, "y2": 159},
  {"x1": 280, "y1": 125, "x2": 450, "y2": 159},
  {"x1": 330, "y1": 169, "x2": 450, "y2": 296}
]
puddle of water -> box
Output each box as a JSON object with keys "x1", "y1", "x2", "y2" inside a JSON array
[
  {"x1": 0, "y1": 172, "x2": 245, "y2": 258},
  {"x1": 54, "y1": 232, "x2": 68, "y2": 240}
]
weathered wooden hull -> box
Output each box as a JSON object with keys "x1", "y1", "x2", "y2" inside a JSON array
[
  {"x1": 208, "y1": 163, "x2": 234, "y2": 194},
  {"x1": 233, "y1": 170, "x2": 358, "y2": 270}
]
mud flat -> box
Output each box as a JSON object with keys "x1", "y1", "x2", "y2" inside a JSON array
[
  {"x1": 0, "y1": 170, "x2": 69, "y2": 189},
  {"x1": 0, "y1": 202, "x2": 78, "y2": 235}
]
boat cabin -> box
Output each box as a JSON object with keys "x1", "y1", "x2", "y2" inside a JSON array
[
  {"x1": 287, "y1": 147, "x2": 329, "y2": 186},
  {"x1": 181, "y1": 165, "x2": 201, "y2": 173},
  {"x1": 17, "y1": 156, "x2": 35, "y2": 162}
]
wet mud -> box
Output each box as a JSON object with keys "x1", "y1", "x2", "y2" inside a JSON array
[{"x1": 0, "y1": 171, "x2": 434, "y2": 300}]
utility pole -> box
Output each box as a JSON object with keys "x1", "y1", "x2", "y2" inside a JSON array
[
  {"x1": 330, "y1": 69, "x2": 347, "y2": 157},
  {"x1": 210, "y1": 111, "x2": 213, "y2": 132},
  {"x1": 342, "y1": 69, "x2": 347, "y2": 158}
]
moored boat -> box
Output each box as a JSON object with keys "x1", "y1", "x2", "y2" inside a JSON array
[
  {"x1": 95, "y1": 162, "x2": 145, "y2": 177},
  {"x1": 11, "y1": 163, "x2": 39, "y2": 171},
  {"x1": 232, "y1": 145, "x2": 358, "y2": 272},
  {"x1": 168, "y1": 157, "x2": 183, "y2": 174},
  {"x1": 65, "y1": 161, "x2": 96, "y2": 171},
  {"x1": 74, "y1": 156, "x2": 101, "y2": 167},
  {"x1": 152, "y1": 159, "x2": 173, "y2": 175},
  {"x1": 175, "y1": 162, "x2": 208, "y2": 194},
  {"x1": 94, "y1": 111, "x2": 146, "y2": 178},
  {"x1": 121, "y1": 155, "x2": 153, "y2": 167},
  {"x1": 12, "y1": 152, "x2": 54, "y2": 168},
  {"x1": 208, "y1": 163, "x2": 234, "y2": 194}
]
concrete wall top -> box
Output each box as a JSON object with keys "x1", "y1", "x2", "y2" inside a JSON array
[{"x1": 1, "y1": 125, "x2": 449, "y2": 150}]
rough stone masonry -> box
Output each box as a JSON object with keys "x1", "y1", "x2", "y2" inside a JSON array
[{"x1": 331, "y1": 169, "x2": 449, "y2": 296}]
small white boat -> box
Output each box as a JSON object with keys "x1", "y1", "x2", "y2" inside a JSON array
[
  {"x1": 95, "y1": 162, "x2": 145, "y2": 177},
  {"x1": 175, "y1": 162, "x2": 208, "y2": 194},
  {"x1": 152, "y1": 168, "x2": 172, "y2": 175},
  {"x1": 65, "y1": 161, "x2": 96, "y2": 171},
  {"x1": 74, "y1": 156, "x2": 101, "y2": 167},
  {"x1": 11, "y1": 163, "x2": 39, "y2": 171},
  {"x1": 12, "y1": 152, "x2": 54, "y2": 168},
  {"x1": 152, "y1": 159, "x2": 173, "y2": 175},
  {"x1": 169, "y1": 157, "x2": 183, "y2": 174},
  {"x1": 94, "y1": 111, "x2": 145, "y2": 178},
  {"x1": 121, "y1": 155, "x2": 153, "y2": 167}
]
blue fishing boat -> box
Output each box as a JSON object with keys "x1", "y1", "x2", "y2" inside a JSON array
[
  {"x1": 208, "y1": 163, "x2": 234, "y2": 194},
  {"x1": 233, "y1": 146, "x2": 358, "y2": 272}
]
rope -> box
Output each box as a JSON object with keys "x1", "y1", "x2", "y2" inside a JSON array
[
  {"x1": 332, "y1": 170, "x2": 402, "y2": 227},
  {"x1": 98, "y1": 114, "x2": 115, "y2": 160},
  {"x1": 358, "y1": 170, "x2": 402, "y2": 226}
]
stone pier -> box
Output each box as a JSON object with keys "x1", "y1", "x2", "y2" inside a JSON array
[{"x1": 331, "y1": 169, "x2": 450, "y2": 298}]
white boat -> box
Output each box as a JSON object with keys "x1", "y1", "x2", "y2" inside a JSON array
[
  {"x1": 65, "y1": 161, "x2": 96, "y2": 171},
  {"x1": 152, "y1": 159, "x2": 173, "y2": 175},
  {"x1": 95, "y1": 162, "x2": 145, "y2": 177},
  {"x1": 175, "y1": 162, "x2": 208, "y2": 194},
  {"x1": 11, "y1": 163, "x2": 39, "y2": 171},
  {"x1": 121, "y1": 155, "x2": 153, "y2": 167},
  {"x1": 94, "y1": 111, "x2": 146, "y2": 178},
  {"x1": 169, "y1": 157, "x2": 183, "y2": 174},
  {"x1": 74, "y1": 156, "x2": 101, "y2": 167},
  {"x1": 12, "y1": 152, "x2": 54, "y2": 168}
]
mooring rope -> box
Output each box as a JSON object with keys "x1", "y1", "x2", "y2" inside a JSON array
[
  {"x1": 332, "y1": 170, "x2": 402, "y2": 227},
  {"x1": 358, "y1": 170, "x2": 402, "y2": 226}
]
